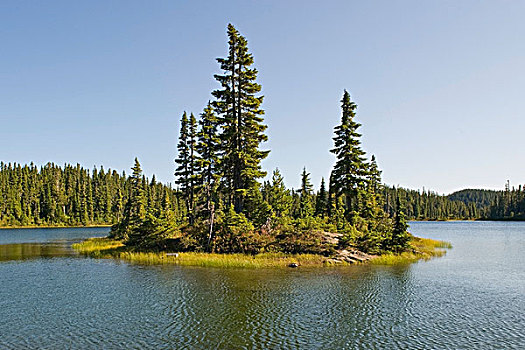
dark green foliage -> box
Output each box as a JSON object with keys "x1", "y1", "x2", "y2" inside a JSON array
[
  {"x1": 448, "y1": 189, "x2": 498, "y2": 209},
  {"x1": 262, "y1": 168, "x2": 293, "y2": 218},
  {"x1": 195, "y1": 102, "x2": 221, "y2": 251},
  {"x1": 383, "y1": 186, "x2": 484, "y2": 220},
  {"x1": 0, "y1": 161, "x2": 180, "y2": 228},
  {"x1": 486, "y1": 182, "x2": 525, "y2": 219},
  {"x1": 77, "y1": 24, "x2": 476, "y2": 256},
  {"x1": 315, "y1": 178, "x2": 328, "y2": 217},
  {"x1": 389, "y1": 196, "x2": 410, "y2": 252},
  {"x1": 330, "y1": 90, "x2": 369, "y2": 217},
  {"x1": 112, "y1": 159, "x2": 180, "y2": 248},
  {"x1": 115, "y1": 158, "x2": 147, "y2": 242},
  {"x1": 298, "y1": 168, "x2": 315, "y2": 218},
  {"x1": 175, "y1": 112, "x2": 190, "y2": 206},
  {"x1": 215, "y1": 205, "x2": 255, "y2": 253},
  {"x1": 175, "y1": 112, "x2": 199, "y2": 224},
  {"x1": 212, "y1": 23, "x2": 269, "y2": 214}
]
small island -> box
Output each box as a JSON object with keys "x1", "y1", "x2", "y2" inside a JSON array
[{"x1": 71, "y1": 25, "x2": 450, "y2": 267}]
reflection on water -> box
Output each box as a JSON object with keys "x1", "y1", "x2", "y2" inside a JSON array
[
  {"x1": 0, "y1": 227, "x2": 108, "y2": 262},
  {"x1": 0, "y1": 242, "x2": 74, "y2": 261},
  {"x1": 0, "y1": 223, "x2": 524, "y2": 349}
]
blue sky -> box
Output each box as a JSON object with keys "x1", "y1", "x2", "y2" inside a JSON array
[{"x1": 1, "y1": 1, "x2": 524, "y2": 194}]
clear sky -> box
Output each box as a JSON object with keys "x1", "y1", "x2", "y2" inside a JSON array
[{"x1": 1, "y1": 1, "x2": 524, "y2": 194}]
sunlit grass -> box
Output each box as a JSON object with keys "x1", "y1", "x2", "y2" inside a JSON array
[
  {"x1": 115, "y1": 251, "x2": 327, "y2": 268},
  {"x1": 73, "y1": 238, "x2": 327, "y2": 268},
  {"x1": 370, "y1": 237, "x2": 452, "y2": 265},
  {"x1": 72, "y1": 237, "x2": 124, "y2": 253},
  {"x1": 73, "y1": 236, "x2": 451, "y2": 268}
]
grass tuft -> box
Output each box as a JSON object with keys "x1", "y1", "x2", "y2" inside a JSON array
[
  {"x1": 370, "y1": 237, "x2": 451, "y2": 265},
  {"x1": 72, "y1": 237, "x2": 124, "y2": 253},
  {"x1": 73, "y1": 238, "x2": 327, "y2": 268},
  {"x1": 73, "y1": 236, "x2": 451, "y2": 268}
]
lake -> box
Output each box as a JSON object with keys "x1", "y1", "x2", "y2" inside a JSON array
[{"x1": 0, "y1": 222, "x2": 523, "y2": 349}]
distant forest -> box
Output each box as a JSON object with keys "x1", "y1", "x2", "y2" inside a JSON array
[
  {"x1": 2, "y1": 22, "x2": 524, "y2": 246},
  {"x1": 0, "y1": 161, "x2": 523, "y2": 227},
  {"x1": 0, "y1": 162, "x2": 185, "y2": 227}
]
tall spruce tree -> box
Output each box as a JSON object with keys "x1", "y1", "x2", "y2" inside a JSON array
[
  {"x1": 175, "y1": 111, "x2": 199, "y2": 223},
  {"x1": 391, "y1": 196, "x2": 410, "y2": 252},
  {"x1": 212, "y1": 23, "x2": 269, "y2": 214},
  {"x1": 368, "y1": 155, "x2": 382, "y2": 194},
  {"x1": 195, "y1": 102, "x2": 221, "y2": 249},
  {"x1": 187, "y1": 113, "x2": 199, "y2": 224},
  {"x1": 129, "y1": 158, "x2": 146, "y2": 226},
  {"x1": 330, "y1": 90, "x2": 369, "y2": 218},
  {"x1": 361, "y1": 154, "x2": 384, "y2": 220},
  {"x1": 112, "y1": 158, "x2": 147, "y2": 242},
  {"x1": 298, "y1": 168, "x2": 315, "y2": 218},
  {"x1": 315, "y1": 177, "x2": 328, "y2": 217}
]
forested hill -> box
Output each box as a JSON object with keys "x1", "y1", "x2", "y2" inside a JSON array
[
  {"x1": 383, "y1": 187, "x2": 481, "y2": 220},
  {"x1": 383, "y1": 187, "x2": 504, "y2": 221},
  {"x1": 447, "y1": 189, "x2": 499, "y2": 209},
  {"x1": 0, "y1": 162, "x2": 184, "y2": 227}
]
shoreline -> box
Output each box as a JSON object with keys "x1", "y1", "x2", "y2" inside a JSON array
[
  {"x1": 0, "y1": 224, "x2": 112, "y2": 230},
  {"x1": 2, "y1": 219, "x2": 523, "y2": 230},
  {"x1": 72, "y1": 236, "x2": 451, "y2": 268}
]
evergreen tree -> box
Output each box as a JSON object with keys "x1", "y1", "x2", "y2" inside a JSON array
[
  {"x1": 195, "y1": 102, "x2": 221, "y2": 250},
  {"x1": 368, "y1": 155, "x2": 382, "y2": 194},
  {"x1": 187, "y1": 113, "x2": 199, "y2": 224},
  {"x1": 175, "y1": 112, "x2": 192, "y2": 222},
  {"x1": 315, "y1": 177, "x2": 328, "y2": 217},
  {"x1": 265, "y1": 168, "x2": 293, "y2": 218},
  {"x1": 330, "y1": 90, "x2": 369, "y2": 218},
  {"x1": 298, "y1": 168, "x2": 314, "y2": 218},
  {"x1": 128, "y1": 159, "x2": 146, "y2": 224},
  {"x1": 212, "y1": 23, "x2": 269, "y2": 214},
  {"x1": 0, "y1": 162, "x2": 179, "y2": 228},
  {"x1": 391, "y1": 196, "x2": 410, "y2": 252}
]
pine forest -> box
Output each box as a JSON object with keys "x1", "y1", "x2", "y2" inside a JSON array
[{"x1": 1, "y1": 24, "x2": 521, "y2": 257}]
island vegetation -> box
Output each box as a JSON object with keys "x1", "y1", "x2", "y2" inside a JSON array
[
  {"x1": 1, "y1": 24, "x2": 462, "y2": 266},
  {"x1": 69, "y1": 24, "x2": 451, "y2": 267}
]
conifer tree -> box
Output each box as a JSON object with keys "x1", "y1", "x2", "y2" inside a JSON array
[
  {"x1": 265, "y1": 168, "x2": 293, "y2": 218},
  {"x1": 315, "y1": 177, "x2": 328, "y2": 217},
  {"x1": 128, "y1": 158, "x2": 146, "y2": 227},
  {"x1": 175, "y1": 112, "x2": 193, "y2": 222},
  {"x1": 368, "y1": 155, "x2": 382, "y2": 194},
  {"x1": 330, "y1": 90, "x2": 369, "y2": 218},
  {"x1": 360, "y1": 155, "x2": 384, "y2": 220},
  {"x1": 212, "y1": 23, "x2": 269, "y2": 214},
  {"x1": 187, "y1": 113, "x2": 199, "y2": 224},
  {"x1": 112, "y1": 158, "x2": 147, "y2": 242},
  {"x1": 391, "y1": 196, "x2": 410, "y2": 252},
  {"x1": 298, "y1": 168, "x2": 315, "y2": 218},
  {"x1": 195, "y1": 102, "x2": 221, "y2": 249}
]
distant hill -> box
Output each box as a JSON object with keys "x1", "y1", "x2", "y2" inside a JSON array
[{"x1": 447, "y1": 189, "x2": 500, "y2": 209}]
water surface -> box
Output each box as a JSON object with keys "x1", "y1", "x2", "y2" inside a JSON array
[{"x1": 0, "y1": 222, "x2": 523, "y2": 349}]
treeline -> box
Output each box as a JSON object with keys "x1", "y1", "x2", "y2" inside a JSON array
[
  {"x1": 384, "y1": 187, "x2": 523, "y2": 221},
  {"x1": 0, "y1": 162, "x2": 184, "y2": 227},
  {"x1": 110, "y1": 24, "x2": 410, "y2": 255},
  {"x1": 485, "y1": 182, "x2": 525, "y2": 220},
  {"x1": 384, "y1": 187, "x2": 481, "y2": 220}
]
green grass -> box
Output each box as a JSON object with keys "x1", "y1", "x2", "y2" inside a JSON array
[
  {"x1": 73, "y1": 238, "x2": 327, "y2": 268},
  {"x1": 73, "y1": 236, "x2": 452, "y2": 268},
  {"x1": 72, "y1": 237, "x2": 124, "y2": 253},
  {"x1": 115, "y1": 251, "x2": 327, "y2": 268},
  {"x1": 370, "y1": 237, "x2": 452, "y2": 265}
]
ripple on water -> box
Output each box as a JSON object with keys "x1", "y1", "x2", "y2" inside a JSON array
[{"x1": 1, "y1": 223, "x2": 525, "y2": 349}]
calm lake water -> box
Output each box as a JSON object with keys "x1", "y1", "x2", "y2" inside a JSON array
[{"x1": 0, "y1": 222, "x2": 523, "y2": 349}]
